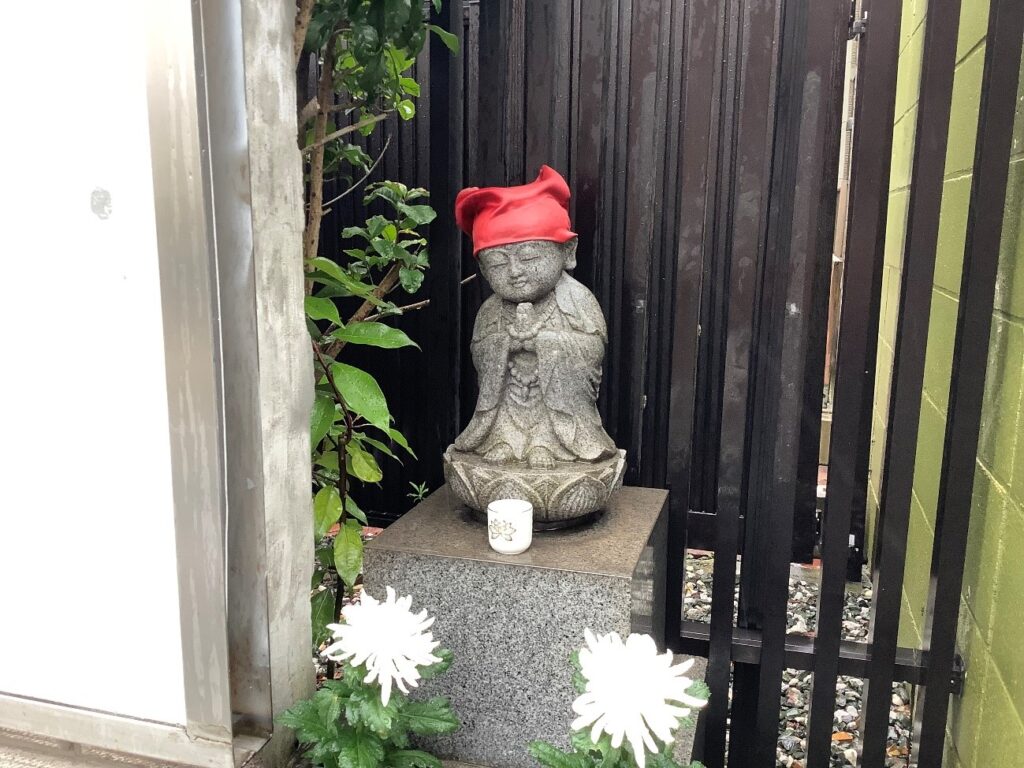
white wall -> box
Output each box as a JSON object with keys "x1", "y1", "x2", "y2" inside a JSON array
[{"x1": 0, "y1": 0, "x2": 187, "y2": 725}]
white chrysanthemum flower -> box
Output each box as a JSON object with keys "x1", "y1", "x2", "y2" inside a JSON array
[
  {"x1": 571, "y1": 629, "x2": 707, "y2": 768},
  {"x1": 322, "y1": 586, "x2": 442, "y2": 706}
]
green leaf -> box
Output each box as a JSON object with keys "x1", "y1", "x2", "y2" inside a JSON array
[
  {"x1": 331, "y1": 362, "x2": 391, "y2": 431},
  {"x1": 647, "y1": 752, "x2": 684, "y2": 768},
  {"x1": 311, "y1": 393, "x2": 337, "y2": 449},
  {"x1": 428, "y1": 24, "x2": 460, "y2": 54},
  {"x1": 321, "y1": 677, "x2": 355, "y2": 697},
  {"x1": 279, "y1": 692, "x2": 340, "y2": 746},
  {"x1": 342, "y1": 225, "x2": 371, "y2": 240},
  {"x1": 310, "y1": 256, "x2": 351, "y2": 283},
  {"x1": 399, "y1": 77, "x2": 421, "y2": 97},
  {"x1": 397, "y1": 99, "x2": 416, "y2": 120},
  {"x1": 388, "y1": 725, "x2": 410, "y2": 749},
  {"x1": 400, "y1": 698, "x2": 460, "y2": 735},
  {"x1": 382, "y1": 223, "x2": 399, "y2": 242},
  {"x1": 431, "y1": 0, "x2": 442, "y2": 12},
  {"x1": 340, "y1": 142, "x2": 372, "y2": 170},
  {"x1": 398, "y1": 203, "x2": 436, "y2": 226},
  {"x1": 334, "y1": 519, "x2": 364, "y2": 589},
  {"x1": 347, "y1": 442, "x2": 384, "y2": 483},
  {"x1": 306, "y1": 296, "x2": 342, "y2": 327},
  {"x1": 331, "y1": 322, "x2": 419, "y2": 349},
  {"x1": 399, "y1": 267, "x2": 424, "y2": 293},
  {"x1": 316, "y1": 544, "x2": 334, "y2": 568},
  {"x1": 311, "y1": 567, "x2": 325, "y2": 589},
  {"x1": 385, "y1": 750, "x2": 441, "y2": 768},
  {"x1": 310, "y1": 258, "x2": 383, "y2": 301},
  {"x1": 316, "y1": 451, "x2": 340, "y2": 470},
  {"x1": 310, "y1": 588, "x2": 335, "y2": 649},
  {"x1": 314, "y1": 687, "x2": 341, "y2": 726},
  {"x1": 569, "y1": 729, "x2": 596, "y2": 753},
  {"x1": 418, "y1": 647, "x2": 453, "y2": 680},
  {"x1": 571, "y1": 731, "x2": 622, "y2": 766},
  {"x1": 685, "y1": 679, "x2": 711, "y2": 702},
  {"x1": 345, "y1": 495, "x2": 369, "y2": 525},
  {"x1": 314, "y1": 486, "x2": 343, "y2": 539},
  {"x1": 345, "y1": 687, "x2": 399, "y2": 736},
  {"x1": 357, "y1": 434, "x2": 399, "y2": 460},
  {"x1": 528, "y1": 742, "x2": 587, "y2": 768},
  {"x1": 387, "y1": 427, "x2": 417, "y2": 459},
  {"x1": 366, "y1": 215, "x2": 391, "y2": 238},
  {"x1": 570, "y1": 650, "x2": 587, "y2": 694},
  {"x1": 364, "y1": 182, "x2": 407, "y2": 206},
  {"x1": 337, "y1": 727, "x2": 385, "y2": 768},
  {"x1": 371, "y1": 237, "x2": 412, "y2": 263}
]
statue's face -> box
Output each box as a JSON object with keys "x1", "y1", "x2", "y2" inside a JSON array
[{"x1": 478, "y1": 239, "x2": 575, "y2": 303}]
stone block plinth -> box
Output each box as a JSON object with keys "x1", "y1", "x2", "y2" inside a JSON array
[{"x1": 363, "y1": 485, "x2": 668, "y2": 768}]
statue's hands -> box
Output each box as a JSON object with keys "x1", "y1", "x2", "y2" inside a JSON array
[{"x1": 508, "y1": 302, "x2": 539, "y2": 350}]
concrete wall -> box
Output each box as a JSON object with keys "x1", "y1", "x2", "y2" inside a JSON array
[
  {"x1": 866, "y1": 0, "x2": 1024, "y2": 764},
  {"x1": 239, "y1": 0, "x2": 316, "y2": 761}
]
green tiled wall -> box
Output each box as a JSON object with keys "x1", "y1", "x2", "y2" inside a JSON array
[{"x1": 865, "y1": 0, "x2": 1024, "y2": 764}]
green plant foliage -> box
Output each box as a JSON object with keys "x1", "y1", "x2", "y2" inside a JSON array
[
  {"x1": 530, "y1": 659, "x2": 708, "y2": 768},
  {"x1": 279, "y1": 660, "x2": 459, "y2": 768},
  {"x1": 406, "y1": 481, "x2": 430, "y2": 503},
  {"x1": 528, "y1": 739, "x2": 706, "y2": 768},
  {"x1": 311, "y1": 589, "x2": 337, "y2": 648},
  {"x1": 300, "y1": 0, "x2": 458, "y2": 653}
]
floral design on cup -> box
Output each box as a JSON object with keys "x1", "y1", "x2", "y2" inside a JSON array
[{"x1": 488, "y1": 519, "x2": 517, "y2": 541}]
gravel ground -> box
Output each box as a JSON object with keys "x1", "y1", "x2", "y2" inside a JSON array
[{"x1": 685, "y1": 554, "x2": 913, "y2": 768}]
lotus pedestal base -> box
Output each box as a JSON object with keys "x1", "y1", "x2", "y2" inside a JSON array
[
  {"x1": 362, "y1": 485, "x2": 671, "y2": 768},
  {"x1": 442, "y1": 448, "x2": 627, "y2": 529}
]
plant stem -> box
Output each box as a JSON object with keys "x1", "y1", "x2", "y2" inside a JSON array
[
  {"x1": 293, "y1": 0, "x2": 316, "y2": 69},
  {"x1": 363, "y1": 298, "x2": 430, "y2": 323},
  {"x1": 320, "y1": 135, "x2": 391, "y2": 209},
  {"x1": 323, "y1": 264, "x2": 402, "y2": 357},
  {"x1": 302, "y1": 36, "x2": 338, "y2": 272},
  {"x1": 302, "y1": 113, "x2": 388, "y2": 154},
  {"x1": 362, "y1": 273, "x2": 478, "y2": 322},
  {"x1": 297, "y1": 97, "x2": 320, "y2": 128}
]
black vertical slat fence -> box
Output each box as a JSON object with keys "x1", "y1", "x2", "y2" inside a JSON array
[
  {"x1": 306, "y1": 0, "x2": 1022, "y2": 765},
  {"x1": 860, "y1": 0, "x2": 963, "y2": 757},
  {"x1": 424, "y1": 0, "x2": 465, "y2": 452},
  {"x1": 806, "y1": 0, "x2": 902, "y2": 761},
  {"x1": 314, "y1": 0, "x2": 830, "y2": 556},
  {"x1": 663, "y1": 0, "x2": 721, "y2": 649},
  {"x1": 726, "y1": 0, "x2": 848, "y2": 758},
  {"x1": 912, "y1": 1, "x2": 1024, "y2": 763}
]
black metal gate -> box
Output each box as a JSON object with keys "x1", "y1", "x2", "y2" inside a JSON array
[
  {"x1": 310, "y1": 0, "x2": 1024, "y2": 764},
  {"x1": 671, "y1": 0, "x2": 1024, "y2": 763}
]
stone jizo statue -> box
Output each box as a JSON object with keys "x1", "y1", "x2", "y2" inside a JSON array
[{"x1": 443, "y1": 166, "x2": 626, "y2": 528}]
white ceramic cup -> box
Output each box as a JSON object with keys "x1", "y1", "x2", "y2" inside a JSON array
[{"x1": 486, "y1": 498, "x2": 534, "y2": 555}]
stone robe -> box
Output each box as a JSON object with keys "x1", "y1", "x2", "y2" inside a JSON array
[{"x1": 454, "y1": 272, "x2": 618, "y2": 463}]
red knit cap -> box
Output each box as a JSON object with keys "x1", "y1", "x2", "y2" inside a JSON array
[{"x1": 455, "y1": 165, "x2": 577, "y2": 256}]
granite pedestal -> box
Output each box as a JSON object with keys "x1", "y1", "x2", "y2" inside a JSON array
[{"x1": 363, "y1": 485, "x2": 669, "y2": 768}]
